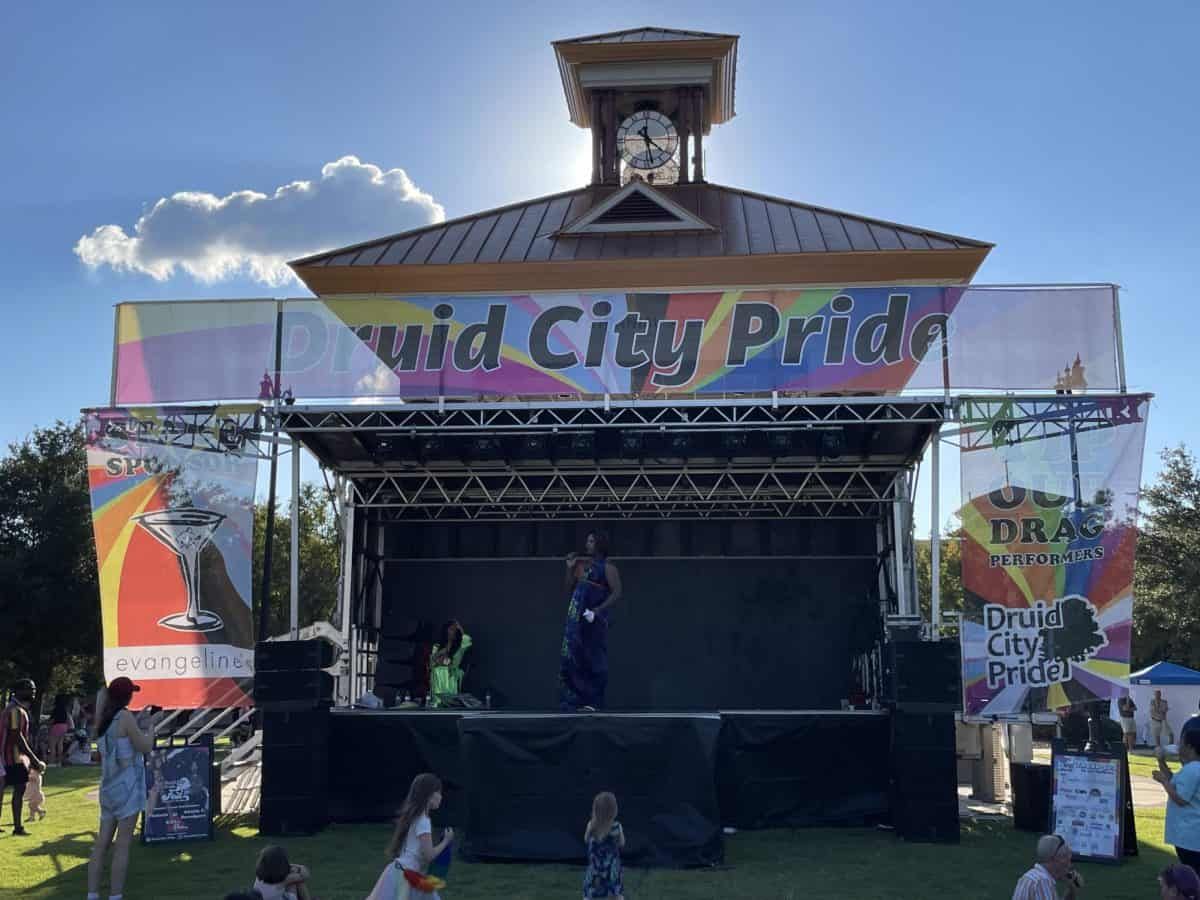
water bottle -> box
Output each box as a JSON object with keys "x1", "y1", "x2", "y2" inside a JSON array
[
  {"x1": 485, "y1": 690, "x2": 492, "y2": 709},
  {"x1": 425, "y1": 689, "x2": 433, "y2": 708}
]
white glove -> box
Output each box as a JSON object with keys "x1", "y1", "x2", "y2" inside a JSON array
[{"x1": 583, "y1": 609, "x2": 595, "y2": 623}]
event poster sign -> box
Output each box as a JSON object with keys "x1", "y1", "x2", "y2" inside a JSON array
[
  {"x1": 1050, "y1": 749, "x2": 1124, "y2": 861},
  {"x1": 111, "y1": 286, "x2": 1121, "y2": 403},
  {"x1": 143, "y1": 739, "x2": 214, "y2": 843},
  {"x1": 85, "y1": 407, "x2": 258, "y2": 709},
  {"x1": 959, "y1": 395, "x2": 1150, "y2": 718}
]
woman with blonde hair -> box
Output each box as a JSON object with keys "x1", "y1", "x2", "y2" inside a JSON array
[
  {"x1": 367, "y1": 772, "x2": 454, "y2": 899},
  {"x1": 583, "y1": 791, "x2": 625, "y2": 900}
]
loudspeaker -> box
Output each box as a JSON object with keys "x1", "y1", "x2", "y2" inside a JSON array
[
  {"x1": 255, "y1": 639, "x2": 335, "y2": 672},
  {"x1": 260, "y1": 706, "x2": 330, "y2": 836},
  {"x1": 255, "y1": 670, "x2": 333, "y2": 711},
  {"x1": 1010, "y1": 762, "x2": 1053, "y2": 832},
  {"x1": 261, "y1": 710, "x2": 330, "y2": 746},
  {"x1": 259, "y1": 795, "x2": 329, "y2": 836},
  {"x1": 889, "y1": 640, "x2": 962, "y2": 711},
  {"x1": 892, "y1": 710, "x2": 959, "y2": 843}
]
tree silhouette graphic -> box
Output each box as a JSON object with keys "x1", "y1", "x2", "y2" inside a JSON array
[{"x1": 1039, "y1": 596, "x2": 1107, "y2": 665}]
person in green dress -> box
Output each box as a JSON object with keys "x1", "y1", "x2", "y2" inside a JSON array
[{"x1": 429, "y1": 620, "x2": 471, "y2": 707}]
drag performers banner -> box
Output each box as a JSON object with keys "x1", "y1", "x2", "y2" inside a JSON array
[
  {"x1": 85, "y1": 407, "x2": 259, "y2": 709},
  {"x1": 111, "y1": 285, "x2": 1121, "y2": 403},
  {"x1": 958, "y1": 395, "x2": 1150, "y2": 718}
]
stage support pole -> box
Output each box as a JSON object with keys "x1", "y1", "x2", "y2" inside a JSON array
[
  {"x1": 258, "y1": 304, "x2": 283, "y2": 643},
  {"x1": 930, "y1": 429, "x2": 941, "y2": 639},
  {"x1": 340, "y1": 486, "x2": 357, "y2": 699},
  {"x1": 892, "y1": 475, "x2": 906, "y2": 616},
  {"x1": 290, "y1": 440, "x2": 300, "y2": 640}
]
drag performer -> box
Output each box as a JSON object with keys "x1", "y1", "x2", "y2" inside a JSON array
[{"x1": 559, "y1": 531, "x2": 622, "y2": 711}]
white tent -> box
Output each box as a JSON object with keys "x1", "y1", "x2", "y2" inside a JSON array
[{"x1": 1128, "y1": 661, "x2": 1200, "y2": 747}]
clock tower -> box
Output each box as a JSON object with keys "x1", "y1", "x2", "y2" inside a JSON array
[{"x1": 552, "y1": 27, "x2": 738, "y2": 186}]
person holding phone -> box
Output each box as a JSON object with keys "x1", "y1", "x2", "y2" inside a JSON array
[
  {"x1": 86, "y1": 677, "x2": 154, "y2": 900},
  {"x1": 559, "y1": 530, "x2": 622, "y2": 712},
  {"x1": 1155, "y1": 727, "x2": 1200, "y2": 870}
]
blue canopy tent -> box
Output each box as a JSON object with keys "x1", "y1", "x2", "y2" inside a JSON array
[{"x1": 1127, "y1": 661, "x2": 1200, "y2": 746}]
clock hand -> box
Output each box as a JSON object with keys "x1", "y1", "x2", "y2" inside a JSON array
[{"x1": 645, "y1": 135, "x2": 669, "y2": 154}]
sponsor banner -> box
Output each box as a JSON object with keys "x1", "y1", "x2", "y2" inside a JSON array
[
  {"x1": 85, "y1": 407, "x2": 258, "y2": 709},
  {"x1": 958, "y1": 395, "x2": 1150, "y2": 718},
  {"x1": 143, "y1": 740, "x2": 214, "y2": 843},
  {"x1": 111, "y1": 285, "x2": 1122, "y2": 403}
]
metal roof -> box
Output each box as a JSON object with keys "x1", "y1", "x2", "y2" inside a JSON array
[
  {"x1": 291, "y1": 181, "x2": 991, "y2": 271},
  {"x1": 554, "y1": 27, "x2": 739, "y2": 44}
]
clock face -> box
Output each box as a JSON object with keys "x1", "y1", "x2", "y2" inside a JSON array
[{"x1": 616, "y1": 111, "x2": 678, "y2": 170}]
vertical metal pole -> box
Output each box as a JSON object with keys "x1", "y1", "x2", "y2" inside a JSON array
[
  {"x1": 930, "y1": 429, "x2": 942, "y2": 639},
  {"x1": 289, "y1": 439, "x2": 300, "y2": 640},
  {"x1": 341, "y1": 487, "x2": 357, "y2": 700},
  {"x1": 110, "y1": 305, "x2": 121, "y2": 406},
  {"x1": 1112, "y1": 285, "x2": 1127, "y2": 394},
  {"x1": 257, "y1": 305, "x2": 284, "y2": 643},
  {"x1": 892, "y1": 474, "x2": 910, "y2": 616}
]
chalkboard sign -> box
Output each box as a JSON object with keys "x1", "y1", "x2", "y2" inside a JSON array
[
  {"x1": 142, "y1": 736, "x2": 215, "y2": 844},
  {"x1": 1049, "y1": 742, "x2": 1125, "y2": 862}
]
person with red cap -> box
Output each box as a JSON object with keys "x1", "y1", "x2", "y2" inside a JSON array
[{"x1": 86, "y1": 677, "x2": 155, "y2": 900}]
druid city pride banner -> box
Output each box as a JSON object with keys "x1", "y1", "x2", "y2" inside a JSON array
[
  {"x1": 111, "y1": 285, "x2": 1123, "y2": 404},
  {"x1": 958, "y1": 395, "x2": 1151, "y2": 718},
  {"x1": 85, "y1": 407, "x2": 259, "y2": 708}
]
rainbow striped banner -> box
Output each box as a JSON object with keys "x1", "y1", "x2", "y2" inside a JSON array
[
  {"x1": 111, "y1": 286, "x2": 1122, "y2": 403},
  {"x1": 958, "y1": 395, "x2": 1150, "y2": 718},
  {"x1": 85, "y1": 407, "x2": 258, "y2": 709}
]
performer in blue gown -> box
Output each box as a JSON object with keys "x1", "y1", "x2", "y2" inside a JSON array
[{"x1": 559, "y1": 531, "x2": 623, "y2": 712}]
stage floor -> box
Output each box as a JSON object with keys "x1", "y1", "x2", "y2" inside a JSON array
[{"x1": 325, "y1": 707, "x2": 891, "y2": 866}]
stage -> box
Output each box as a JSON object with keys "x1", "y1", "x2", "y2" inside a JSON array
[
  {"x1": 255, "y1": 393, "x2": 962, "y2": 854},
  {"x1": 323, "y1": 707, "x2": 891, "y2": 866}
]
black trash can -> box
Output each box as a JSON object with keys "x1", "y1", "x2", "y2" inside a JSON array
[{"x1": 1010, "y1": 762, "x2": 1053, "y2": 832}]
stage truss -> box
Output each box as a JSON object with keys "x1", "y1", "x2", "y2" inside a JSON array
[
  {"x1": 957, "y1": 394, "x2": 1148, "y2": 451},
  {"x1": 277, "y1": 396, "x2": 948, "y2": 522}
]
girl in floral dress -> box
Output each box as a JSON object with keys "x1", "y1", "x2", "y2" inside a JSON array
[{"x1": 583, "y1": 791, "x2": 624, "y2": 900}]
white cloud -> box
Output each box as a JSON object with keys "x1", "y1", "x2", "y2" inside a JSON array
[{"x1": 74, "y1": 156, "x2": 445, "y2": 287}]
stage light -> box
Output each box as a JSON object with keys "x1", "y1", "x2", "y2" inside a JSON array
[
  {"x1": 418, "y1": 436, "x2": 444, "y2": 460},
  {"x1": 620, "y1": 432, "x2": 644, "y2": 457},
  {"x1": 768, "y1": 432, "x2": 793, "y2": 456},
  {"x1": 470, "y1": 437, "x2": 504, "y2": 460},
  {"x1": 820, "y1": 428, "x2": 846, "y2": 459},
  {"x1": 668, "y1": 433, "x2": 691, "y2": 455},
  {"x1": 519, "y1": 435, "x2": 547, "y2": 458},
  {"x1": 722, "y1": 432, "x2": 749, "y2": 456},
  {"x1": 569, "y1": 433, "x2": 595, "y2": 458}
]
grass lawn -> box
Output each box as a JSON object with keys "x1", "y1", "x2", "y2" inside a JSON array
[{"x1": 0, "y1": 767, "x2": 1184, "y2": 900}]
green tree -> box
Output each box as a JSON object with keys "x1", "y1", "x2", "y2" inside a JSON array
[
  {"x1": 1133, "y1": 445, "x2": 1200, "y2": 670},
  {"x1": 0, "y1": 422, "x2": 104, "y2": 717},
  {"x1": 252, "y1": 482, "x2": 342, "y2": 636},
  {"x1": 915, "y1": 525, "x2": 966, "y2": 623}
]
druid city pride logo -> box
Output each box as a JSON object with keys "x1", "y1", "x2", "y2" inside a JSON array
[{"x1": 983, "y1": 597, "x2": 1108, "y2": 690}]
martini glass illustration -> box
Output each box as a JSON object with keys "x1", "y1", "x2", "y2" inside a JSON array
[{"x1": 132, "y1": 508, "x2": 227, "y2": 632}]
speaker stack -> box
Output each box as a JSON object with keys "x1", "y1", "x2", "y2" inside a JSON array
[
  {"x1": 888, "y1": 639, "x2": 961, "y2": 843},
  {"x1": 256, "y1": 639, "x2": 335, "y2": 835}
]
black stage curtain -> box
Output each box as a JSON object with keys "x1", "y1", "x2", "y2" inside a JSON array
[
  {"x1": 717, "y1": 712, "x2": 890, "y2": 829},
  {"x1": 458, "y1": 713, "x2": 723, "y2": 867},
  {"x1": 380, "y1": 524, "x2": 877, "y2": 711},
  {"x1": 326, "y1": 711, "x2": 468, "y2": 825}
]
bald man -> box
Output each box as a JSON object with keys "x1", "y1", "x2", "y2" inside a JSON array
[{"x1": 1011, "y1": 834, "x2": 1084, "y2": 900}]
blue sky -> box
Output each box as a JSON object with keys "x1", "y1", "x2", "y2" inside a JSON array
[{"x1": 2, "y1": 2, "x2": 1197, "y2": 531}]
